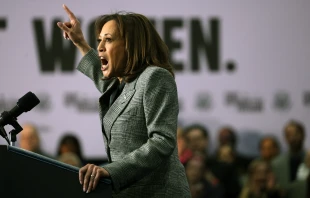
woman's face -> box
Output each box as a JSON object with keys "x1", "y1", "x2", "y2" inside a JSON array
[
  {"x1": 97, "y1": 20, "x2": 127, "y2": 79},
  {"x1": 251, "y1": 163, "x2": 269, "y2": 188},
  {"x1": 185, "y1": 158, "x2": 205, "y2": 183},
  {"x1": 260, "y1": 139, "x2": 278, "y2": 161}
]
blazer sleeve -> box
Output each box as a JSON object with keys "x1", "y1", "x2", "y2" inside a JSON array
[
  {"x1": 103, "y1": 67, "x2": 179, "y2": 192},
  {"x1": 77, "y1": 48, "x2": 114, "y2": 93}
]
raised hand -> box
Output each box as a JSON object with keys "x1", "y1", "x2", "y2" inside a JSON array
[{"x1": 57, "y1": 4, "x2": 91, "y2": 55}]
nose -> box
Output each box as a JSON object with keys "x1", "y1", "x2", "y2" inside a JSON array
[{"x1": 97, "y1": 41, "x2": 106, "y2": 52}]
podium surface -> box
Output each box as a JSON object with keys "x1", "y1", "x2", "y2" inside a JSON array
[{"x1": 0, "y1": 145, "x2": 112, "y2": 198}]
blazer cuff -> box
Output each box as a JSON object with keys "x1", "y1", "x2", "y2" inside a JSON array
[
  {"x1": 77, "y1": 48, "x2": 99, "y2": 73},
  {"x1": 102, "y1": 164, "x2": 122, "y2": 193}
]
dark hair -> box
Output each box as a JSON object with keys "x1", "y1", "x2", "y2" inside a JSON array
[
  {"x1": 95, "y1": 12, "x2": 174, "y2": 82},
  {"x1": 57, "y1": 133, "x2": 83, "y2": 161},
  {"x1": 284, "y1": 119, "x2": 305, "y2": 137},
  {"x1": 218, "y1": 126, "x2": 237, "y2": 147},
  {"x1": 183, "y1": 123, "x2": 209, "y2": 139},
  {"x1": 258, "y1": 135, "x2": 280, "y2": 150}
]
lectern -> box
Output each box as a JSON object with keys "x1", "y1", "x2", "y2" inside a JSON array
[{"x1": 0, "y1": 145, "x2": 112, "y2": 198}]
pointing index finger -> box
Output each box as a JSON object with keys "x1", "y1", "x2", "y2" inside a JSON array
[{"x1": 63, "y1": 4, "x2": 77, "y2": 21}]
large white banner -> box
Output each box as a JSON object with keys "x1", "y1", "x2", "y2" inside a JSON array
[{"x1": 1, "y1": 0, "x2": 310, "y2": 158}]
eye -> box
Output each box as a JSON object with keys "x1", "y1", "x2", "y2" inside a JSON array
[
  {"x1": 105, "y1": 38, "x2": 112, "y2": 42},
  {"x1": 97, "y1": 39, "x2": 101, "y2": 43}
]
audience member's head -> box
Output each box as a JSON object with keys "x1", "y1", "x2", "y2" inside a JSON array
[
  {"x1": 217, "y1": 145, "x2": 235, "y2": 164},
  {"x1": 58, "y1": 152, "x2": 83, "y2": 167},
  {"x1": 247, "y1": 159, "x2": 272, "y2": 190},
  {"x1": 184, "y1": 124, "x2": 209, "y2": 154},
  {"x1": 217, "y1": 126, "x2": 237, "y2": 149},
  {"x1": 19, "y1": 123, "x2": 42, "y2": 154},
  {"x1": 259, "y1": 135, "x2": 280, "y2": 162},
  {"x1": 283, "y1": 120, "x2": 305, "y2": 153},
  {"x1": 56, "y1": 133, "x2": 84, "y2": 163}
]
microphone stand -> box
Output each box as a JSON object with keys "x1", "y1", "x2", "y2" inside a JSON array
[
  {"x1": 8, "y1": 120, "x2": 23, "y2": 146},
  {"x1": 0, "y1": 111, "x2": 23, "y2": 146}
]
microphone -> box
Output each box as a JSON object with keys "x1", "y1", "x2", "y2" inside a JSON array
[{"x1": 0, "y1": 92, "x2": 40, "y2": 140}]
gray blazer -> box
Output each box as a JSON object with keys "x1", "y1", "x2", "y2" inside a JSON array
[{"x1": 77, "y1": 49, "x2": 191, "y2": 198}]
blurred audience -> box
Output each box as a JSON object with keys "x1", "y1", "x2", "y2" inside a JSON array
[
  {"x1": 56, "y1": 133, "x2": 85, "y2": 166},
  {"x1": 271, "y1": 120, "x2": 306, "y2": 187},
  {"x1": 239, "y1": 159, "x2": 285, "y2": 198},
  {"x1": 185, "y1": 152, "x2": 224, "y2": 198},
  {"x1": 183, "y1": 123, "x2": 209, "y2": 156},
  {"x1": 57, "y1": 152, "x2": 83, "y2": 167},
  {"x1": 19, "y1": 123, "x2": 49, "y2": 157},
  {"x1": 211, "y1": 126, "x2": 255, "y2": 197},
  {"x1": 215, "y1": 126, "x2": 253, "y2": 178},
  {"x1": 217, "y1": 126, "x2": 237, "y2": 149},
  {"x1": 258, "y1": 136, "x2": 280, "y2": 163},
  {"x1": 271, "y1": 119, "x2": 307, "y2": 198},
  {"x1": 24, "y1": 118, "x2": 309, "y2": 197},
  {"x1": 296, "y1": 150, "x2": 310, "y2": 181},
  {"x1": 211, "y1": 144, "x2": 242, "y2": 198},
  {"x1": 177, "y1": 126, "x2": 193, "y2": 164}
]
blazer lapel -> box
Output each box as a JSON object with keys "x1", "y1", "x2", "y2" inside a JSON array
[{"x1": 103, "y1": 78, "x2": 138, "y2": 142}]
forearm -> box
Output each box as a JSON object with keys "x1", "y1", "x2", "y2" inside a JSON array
[{"x1": 76, "y1": 40, "x2": 92, "y2": 56}]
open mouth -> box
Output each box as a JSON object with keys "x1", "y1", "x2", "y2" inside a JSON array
[
  {"x1": 100, "y1": 57, "x2": 109, "y2": 71},
  {"x1": 100, "y1": 57, "x2": 108, "y2": 66}
]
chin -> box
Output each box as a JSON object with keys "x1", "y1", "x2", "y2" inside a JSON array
[{"x1": 102, "y1": 71, "x2": 110, "y2": 78}]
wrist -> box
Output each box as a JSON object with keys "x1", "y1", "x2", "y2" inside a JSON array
[{"x1": 76, "y1": 40, "x2": 91, "y2": 56}]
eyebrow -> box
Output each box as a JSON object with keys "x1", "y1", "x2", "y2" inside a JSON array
[{"x1": 98, "y1": 33, "x2": 113, "y2": 40}]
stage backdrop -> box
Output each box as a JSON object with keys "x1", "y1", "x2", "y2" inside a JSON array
[{"x1": 1, "y1": 0, "x2": 310, "y2": 158}]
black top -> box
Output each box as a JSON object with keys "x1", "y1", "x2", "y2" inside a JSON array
[{"x1": 109, "y1": 80, "x2": 126, "y2": 107}]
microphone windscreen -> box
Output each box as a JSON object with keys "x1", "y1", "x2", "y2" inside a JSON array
[{"x1": 17, "y1": 92, "x2": 40, "y2": 112}]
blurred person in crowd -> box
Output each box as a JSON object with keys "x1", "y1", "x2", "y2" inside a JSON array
[
  {"x1": 216, "y1": 126, "x2": 253, "y2": 167},
  {"x1": 272, "y1": 120, "x2": 306, "y2": 188},
  {"x1": 57, "y1": 4, "x2": 190, "y2": 196},
  {"x1": 185, "y1": 152, "x2": 224, "y2": 198},
  {"x1": 239, "y1": 159, "x2": 284, "y2": 198},
  {"x1": 19, "y1": 123, "x2": 49, "y2": 157},
  {"x1": 217, "y1": 126, "x2": 237, "y2": 149},
  {"x1": 56, "y1": 133, "x2": 85, "y2": 166},
  {"x1": 258, "y1": 136, "x2": 280, "y2": 163},
  {"x1": 211, "y1": 144, "x2": 242, "y2": 198},
  {"x1": 183, "y1": 123, "x2": 209, "y2": 156},
  {"x1": 58, "y1": 152, "x2": 83, "y2": 167},
  {"x1": 177, "y1": 126, "x2": 193, "y2": 164},
  {"x1": 217, "y1": 144, "x2": 235, "y2": 164},
  {"x1": 297, "y1": 150, "x2": 310, "y2": 181},
  {"x1": 213, "y1": 127, "x2": 253, "y2": 189}
]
